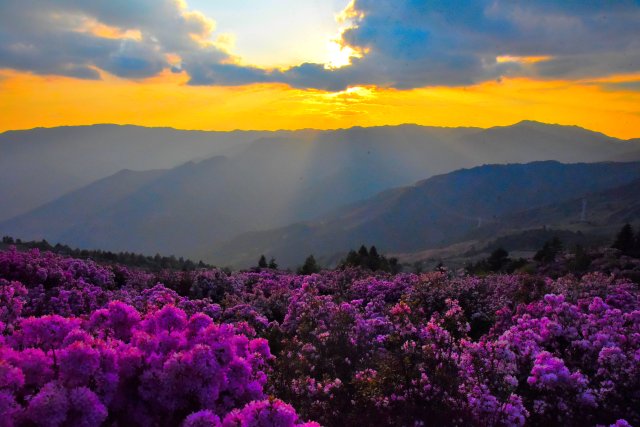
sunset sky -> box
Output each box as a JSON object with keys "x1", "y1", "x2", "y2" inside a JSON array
[{"x1": 1, "y1": 0, "x2": 640, "y2": 138}]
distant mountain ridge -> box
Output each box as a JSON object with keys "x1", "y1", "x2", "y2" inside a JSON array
[
  {"x1": 0, "y1": 125, "x2": 277, "y2": 221},
  {"x1": 2, "y1": 121, "x2": 639, "y2": 222},
  {"x1": 465, "y1": 175, "x2": 640, "y2": 240},
  {"x1": 2, "y1": 121, "x2": 640, "y2": 264},
  {"x1": 210, "y1": 161, "x2": 640, "y2": 267}
]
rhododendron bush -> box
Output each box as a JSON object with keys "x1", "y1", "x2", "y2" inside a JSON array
[{"x1": 0, "y1": 247, "x2": 638, "y2": 426}]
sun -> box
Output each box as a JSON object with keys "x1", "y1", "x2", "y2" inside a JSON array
[{"x1": 324, "y1": 40, "x2": 359, "y2": 69}]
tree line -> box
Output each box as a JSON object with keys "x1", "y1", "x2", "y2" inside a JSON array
[
  {"x1": 465, "y1": 223, "x2": 640, "y2": 275},
  {"x1": 256, "y1": 245, "x2": 401, "y2": 274},
  {"x1": 1, "y1": 236, "x2": 211, "y2": 271},
  {"x1": 611, "y1": 223, "x2": 640, "y2": 257}
]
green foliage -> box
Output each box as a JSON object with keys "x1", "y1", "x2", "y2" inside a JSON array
[
  {"x1": 568, "y1": 244, "x2": 591, "y2": 272},
  {"x1": 534, "y1": 237, "x2": 563, "y2": 264},
  {"x1": 298, "y1": 255, "x2": 321, "y2": 275},
  {"x1": 1, "y1": 235, "x2": 209, "y2": 271},
  {"x1": 487, "y1": 247, "x2": 509, "y2": 271},
  {"x1": 612, "y1": 223, "x2": 636, "y2": 255},
  {"x1": 258, "y1": 255, "x2": 268, "y2": 268},
  {"x1": 256, "y1": 255, "x2": 278, "y2": 270},
  {"x1": 340, "y1": 245, "x2": 401, "y2": 273},
  {"x1": 468, "y1": 247, "x2": 528, "y2": 274}
]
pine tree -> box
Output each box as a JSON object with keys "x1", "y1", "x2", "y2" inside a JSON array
[
  {"x1": 487, "y1": 247, "x2": 509, "y2": 272},
  {"x1": 258, "y1": 255, "x2": 268, "y2": 268},
  {"x1": 612, "y1": 224, "x2": 635, "y2": 255},
  {"x1": 358, "y1": 245, "x2": 369, "y2": 261},
  {"x1": 388, "y1": 257, "x2": 401, "y2": 274},
  {"x1": 534, "y1": 237, "x2": 563, "y2": 264},
  {"x1": 299, "y1": 255, "x2": 320, "y2": 275},
  {"x1": 268, "y1": 257, "x2": 278, "y2": 269},
  {"x1": 368, "y1": 246, "x2": 381, "y2": 271},
  {"x1": 570, "y1": 244, "x2": 591, "y2": 272},
  {"x1": 344, "y1": 250, "x2": 359, "y2": 267},
  {"x1": 550, "y1": 236, "x2": 563, "y2": 254},
  {"x1": 340, "y1": 245, "x2": 400, "y2": 273}
]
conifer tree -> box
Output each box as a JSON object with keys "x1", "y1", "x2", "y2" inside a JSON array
[
  {"x1": 344, "y1": 250, "x2": 359, "y2": 267},
  {"x1": 368, "y1": 246, "x2": 381, "y2": 271},
  {"x1": 570, "y1": 244, "x2": 591, "y2": 272},
  {"x1": 534, "y1": 237, "x2": 563, "y2": 264},
  {"x1": 299, "y1": 255, "x2": 320, "y2": 275},
  {"x1": 612, "y1": 224, "x2": 635, "y2": 255},
  {"x1": 487, "y1": 247, "x2": 509, "y2": 272},
  {"x1": 358, "y1": 245, "x2": 369, "y2": 260},
  {"x1": 258, "y1": 255, "x2": 268, "y2": 268}
]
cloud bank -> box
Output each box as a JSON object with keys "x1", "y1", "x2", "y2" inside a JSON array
[{"x1": 1, "y1": 0, "x2": 639, "y2": 90}]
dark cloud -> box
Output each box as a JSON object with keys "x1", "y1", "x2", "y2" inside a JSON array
[
  {"x1": 297, "y1": 0, "x2": 640, "y2": 89},
  {"x1": 184, "y1": 60, "x2": 270, "y2": 86},
  {"x1": 1, "y1": 0, "x2": 639, "y2": 90},
  {"x1": 0, "y1": 0, "x2": 225, "y2": 79},
  {"x1": 601, "y1": 80, "x2": 640, "y2": 92}
]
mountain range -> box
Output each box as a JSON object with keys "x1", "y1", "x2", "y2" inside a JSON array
[
  {"x1": 0, "y1": 125, "x2": 276, "y2": 221},
  {"x1": 1, "y1": 121, "x2": 639, "y2": 267},
  {"x1": 211, "y1": 161, "x2": 640, "y2": 267}
]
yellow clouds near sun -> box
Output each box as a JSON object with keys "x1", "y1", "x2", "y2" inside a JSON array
[{"x1": 1, "y1": 70, "x2": 639, "y2": 139}]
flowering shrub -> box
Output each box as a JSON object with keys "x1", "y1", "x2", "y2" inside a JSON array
[
  {"x1": 0, "y1": 301, "x2": 284, "y2": 426},
  {"x1": 0, "y1": 247, "x2": 638, "y2": 426}
]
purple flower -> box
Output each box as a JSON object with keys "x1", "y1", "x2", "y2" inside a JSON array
[{"x1": 183, "y1": 410, "x2": 222, "y2": 427}]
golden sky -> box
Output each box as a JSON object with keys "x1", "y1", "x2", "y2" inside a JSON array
[
  {"x1": 1, "y1": 1, "x2": 640, "y2": 139},
  {"x1": 2, "y1": 70, "x2": 639, "y2": 139}
]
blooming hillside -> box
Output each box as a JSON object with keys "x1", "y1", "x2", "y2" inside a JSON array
[{"x1": 0, "y1": 247, "x2": 638, "y2": 426}]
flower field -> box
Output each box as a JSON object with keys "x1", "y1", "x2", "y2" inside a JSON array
[{"x1": 1, "y1": 247, "x2": 638, "y2": 426}]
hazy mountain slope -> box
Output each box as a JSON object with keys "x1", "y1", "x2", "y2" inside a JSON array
[
  {"x1": 226, "y1": 125, "x2": 479, "y2": 221},
  {"x1": 608, "y1": 138, "x2": 640, "y2": 162},
  {"x1": 1, "y1": 128, "x2": 469, "y2": 257},
  {"x1": 3, "y1": 122, "x2": 639, "y2": 223},
  {"x1": 3, "y1": 122, "x2": 640, "y2": 261},
  {"x1": 0, "y1": 168, "x2": 169, "y2": 244},
  {"x1": 232, "y1": 122, "x2": 640, "y2": 219},
  {"x1": 211, "y1": 161, "x2": 640, "y2": 267},
  {"x1": 0, "y1": 125, "x2": 274, "y2": 220},
  {"x1": 463, "y1": 177, "x2": 640, "y2": 240},
  {"x1": 404, "y1": 179, "x2": 640, "y2": 268},
  {"x1": 0, "y1": 152, "x2": 321, "y2": 256},
  {"x1": 54, "y1": 156, "x2": 245, "y2": 255},
  {"x1": 457, "y1": 121, "x2": 637, "y2": 163}
]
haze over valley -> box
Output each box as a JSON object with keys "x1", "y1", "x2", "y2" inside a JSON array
[{"x1": 2, "y1": 121, "x2": 640, "y2": 267}]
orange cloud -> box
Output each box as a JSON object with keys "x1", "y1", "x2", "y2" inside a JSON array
[
  {"x1": 76, "y1": 18, "x2": 143, "y2": 41},
  {"x1": 496, "y1": 55, "x2": 552, "y2": 64}
]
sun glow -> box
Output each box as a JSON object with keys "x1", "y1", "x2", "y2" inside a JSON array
[
  {"x1": 496, "y1": 55, "x2": 553, "y2": 64},
  {"x1": 73, "y1": 17, "x2": 142, "y2": 41},
  {"x1": 324, "y1": 40, "x2": 360, "y2": 69},
  {"x1": 1, "y1": 70, "x2": 639, "y2": 139}
]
